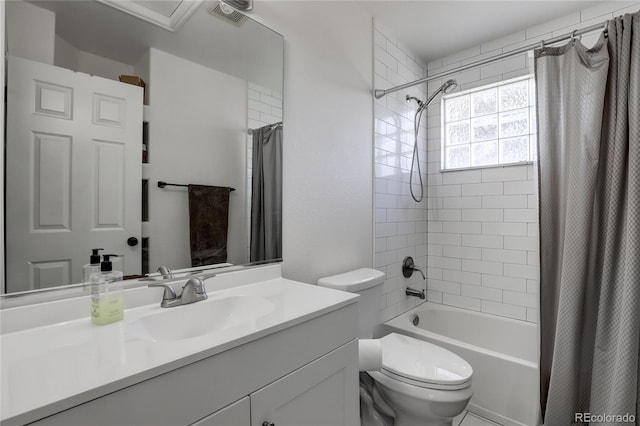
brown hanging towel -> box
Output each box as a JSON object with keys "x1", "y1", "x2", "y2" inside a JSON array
[{"x1": 187, "y1": 185, "x2": 231, "y2": 267}]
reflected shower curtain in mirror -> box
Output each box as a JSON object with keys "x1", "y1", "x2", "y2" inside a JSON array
[
  {"x1": 250, "y1": 123, "x2": 283, "y2": 262},
  {"x1": 536, "y1": 12, "x2": 639, "y2": 424}
]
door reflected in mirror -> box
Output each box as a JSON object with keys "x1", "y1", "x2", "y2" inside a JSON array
[{"x1": 3, "y1": 0, "x2": 284, "y2": 294}]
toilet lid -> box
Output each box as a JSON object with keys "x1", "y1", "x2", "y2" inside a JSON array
[{"x1": 379, "y1": 333, "x2": 473, "y2": 389}]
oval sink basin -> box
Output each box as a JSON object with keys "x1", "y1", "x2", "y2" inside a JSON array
[{"x1": 127, "y1": 295, "x2": 275, "y2": 342}]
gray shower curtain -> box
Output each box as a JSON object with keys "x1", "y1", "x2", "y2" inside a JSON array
[
  {"x1": 250, "y1": 124, "x2": 283, "y2": 262},
  {"x1": 536, "y1": 12, "x2": 639, "y2": 424}
]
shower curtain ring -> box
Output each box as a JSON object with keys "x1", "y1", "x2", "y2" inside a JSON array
[{"x1": 571, "y1": 29, "x2": 578, "y2": 43}]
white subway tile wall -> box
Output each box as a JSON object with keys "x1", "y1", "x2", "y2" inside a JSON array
[
  {"x1": 248, "y1": 82, "x2": 283, "y2": 130},
  {"x1": 246, "y1": 82, "x2": 283, "y2": 258},
  {"x1": 421, "y1": 1, "x2": 638, "y2": 322},
  {"x1": 374, "y1": 22, "x2": 429, "y2": 322}
]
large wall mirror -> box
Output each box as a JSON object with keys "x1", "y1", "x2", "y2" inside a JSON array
[{"x1": 3, "y1": 0, "x2": 284, "y2": 295}]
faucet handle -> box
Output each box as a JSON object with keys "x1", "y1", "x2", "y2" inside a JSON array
[
  {"x1": 402, "y1": 256, "x2": 426, "y2": 279},
  {"x1": 194, "y1": 272, "x2": 217, "y2": 281},
  {"x1": 180, "y1": 276, "x2": 209, "y2": 304},
  {"x1": 147, "y1": 283, "x2": 177, "y2": 301},
  {"x1": 185, "y1": 276, "x2": 205, "y2": 293}
]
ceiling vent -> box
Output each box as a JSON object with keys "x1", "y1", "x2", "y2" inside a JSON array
[{"x1": 209, "y1": 2, "x2": 248, "y2": 26}]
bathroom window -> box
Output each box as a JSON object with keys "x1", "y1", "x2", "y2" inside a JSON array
[{"x1": 441, "y1": 75, "x2": 536, "y2": 171}]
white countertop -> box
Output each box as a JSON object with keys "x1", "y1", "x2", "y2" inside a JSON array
[{"x1": 0, "y1": 274, "x2": 357, "y2": 424}]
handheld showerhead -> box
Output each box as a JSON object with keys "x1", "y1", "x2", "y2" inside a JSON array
[
  {"x1": 405, "y1": 79, "x2": 457, "y2": 114},
  {"x1": 443, "y1": 79, "x2": 458, "y2": 94}
]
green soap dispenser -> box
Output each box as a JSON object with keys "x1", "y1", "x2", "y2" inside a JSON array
[
  {"x1": 83, "y1": 248, "x2": 104, "y2": 283},
  {"x1": 90, "y1": 254, "x2": 124, "y2": 325}
]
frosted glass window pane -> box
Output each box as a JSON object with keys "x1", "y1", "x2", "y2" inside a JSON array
[
  {"x1": 471, "y1": 115, "x2": 498, "y2": 142},
  {"x1": 499, "y1": 80, "x2": 529, "y2": 111},
  {"x1": 471, "y1": 88, "x2": 497, "y2": 117},
  {"x1": 446, "y1": 146, "x2": 470, "y2": 169},
  {"x1": 446, "y1": 95, "x2": 470, "y2": 121},
  {"x1": 441, "y1": 76, "x2": 536, "y2": 170},
  {"x1": 499, "y1": 137, "x2": 529, "y2": 163},
  {"x1": 499, "y1": 108, "x2": 529, "y2": 138},
  {"x1": 446, "y1": 121, "x2": 470, "y2": 146},
  {"x1": 471, "y1": 141, "x2": 498, "y2": 166}
]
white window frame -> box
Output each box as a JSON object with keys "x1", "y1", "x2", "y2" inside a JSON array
[{"x1": 440, "y1": 74, "x2": 536, "y2": 172}]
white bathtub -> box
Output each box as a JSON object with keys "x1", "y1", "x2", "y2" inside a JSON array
[{"x1": 383, "y1": 302, "x2": 540, "y2": 426}]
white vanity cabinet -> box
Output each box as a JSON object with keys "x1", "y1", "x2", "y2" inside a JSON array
[
  {"x1": 24, "y1": 302, "x2": 359, "y2": 426},
  {"x1": 194, "y1": 341, "x2": 358, "y2": 426}
]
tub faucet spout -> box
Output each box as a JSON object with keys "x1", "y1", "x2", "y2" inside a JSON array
[{"x1": 406, "y1": 287, "x2": 426, "y2": 299}]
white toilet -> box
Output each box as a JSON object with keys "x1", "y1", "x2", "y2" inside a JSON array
[{"x1": 318, "y1": 268, "x2": 473, "y2": 426}]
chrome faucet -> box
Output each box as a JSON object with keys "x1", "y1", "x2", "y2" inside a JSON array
[
  {"x1": 406, "y1": 287, "x2": 426, "y2": 299},
  {"x1": 147, "y1": 273, "x2": 215, "y2": 308}
]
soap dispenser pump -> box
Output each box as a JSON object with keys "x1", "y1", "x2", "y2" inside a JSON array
[
  {"x1": 83, "y1": 248, "x2": 104, "y2": 283},
  {"x1": 90, "y1": 254, "x2": 124, "y2": 325},
  {"x1": 99, "y1": 254, "x2": 122, "y2": 276}
]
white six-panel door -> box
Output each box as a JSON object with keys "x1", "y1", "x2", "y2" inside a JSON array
[{"x1": 6, "y1": 56, "x2": 142, "y2": 292}]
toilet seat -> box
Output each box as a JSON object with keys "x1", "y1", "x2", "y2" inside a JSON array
[{"x1": 379, "y1": 333, "x2": 473, "y2": 391}]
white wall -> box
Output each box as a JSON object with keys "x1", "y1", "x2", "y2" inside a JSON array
[
  {"x1": 251, "y1": 2, "x2": 374, "y2": 285},
  {"x1": 423, "y1": 0, "x2": 639, "y2": 322},
  {"x1": 54, "y1": 36, "x2": 78, "y2": 71},
  {"x1": 373, "y1": 23, "x2": 430, "y2": 322},
  {"x1": 5, "y1": 0, "x2": 54, "y2": 64},
  {"x1": 54, "y1": 36, "x2": 135, "y2": 81},
  {"x1": 134, "y1": 51, "x2": 150, "y2": 105},
  {"x1": 147, "y1": 48, "x2": 247, "y2": 271}
]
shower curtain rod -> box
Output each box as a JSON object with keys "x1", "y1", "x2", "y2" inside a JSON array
[
  {"x1": 374, "y1": 20, "x2": 608, "y2": 99},
  {"x1": 248, "y1": 121, "x2": 282, "y2": 135}
]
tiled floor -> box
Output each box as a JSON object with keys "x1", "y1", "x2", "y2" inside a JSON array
[{"x1": 454, "y1": 411, "x2": 503, "y2": 426}]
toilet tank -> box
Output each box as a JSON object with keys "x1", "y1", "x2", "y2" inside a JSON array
[{"x1": 317, "y1": 268, "x2": 386, "y2": 339}]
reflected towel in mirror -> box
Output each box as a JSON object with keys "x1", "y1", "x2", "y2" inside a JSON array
[{"x1": 188, "y1": 185, "x2": 232, "y2": 267}]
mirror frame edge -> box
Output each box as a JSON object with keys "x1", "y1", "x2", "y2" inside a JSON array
[{"x1": 1, "y1": 0, "x2": 6, "y2": 295}]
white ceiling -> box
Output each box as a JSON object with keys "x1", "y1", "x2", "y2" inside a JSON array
[{"x1": 359, "y1": 1, "x2": 609, "y2": 63}]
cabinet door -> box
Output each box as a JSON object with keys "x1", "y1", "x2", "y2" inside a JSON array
[
  {"x1": 250, "y1": 340, "x2": 358, "y2": 426},
  {"x1": 191, "y1": 397, "x2": 250, "y2": 426}
]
